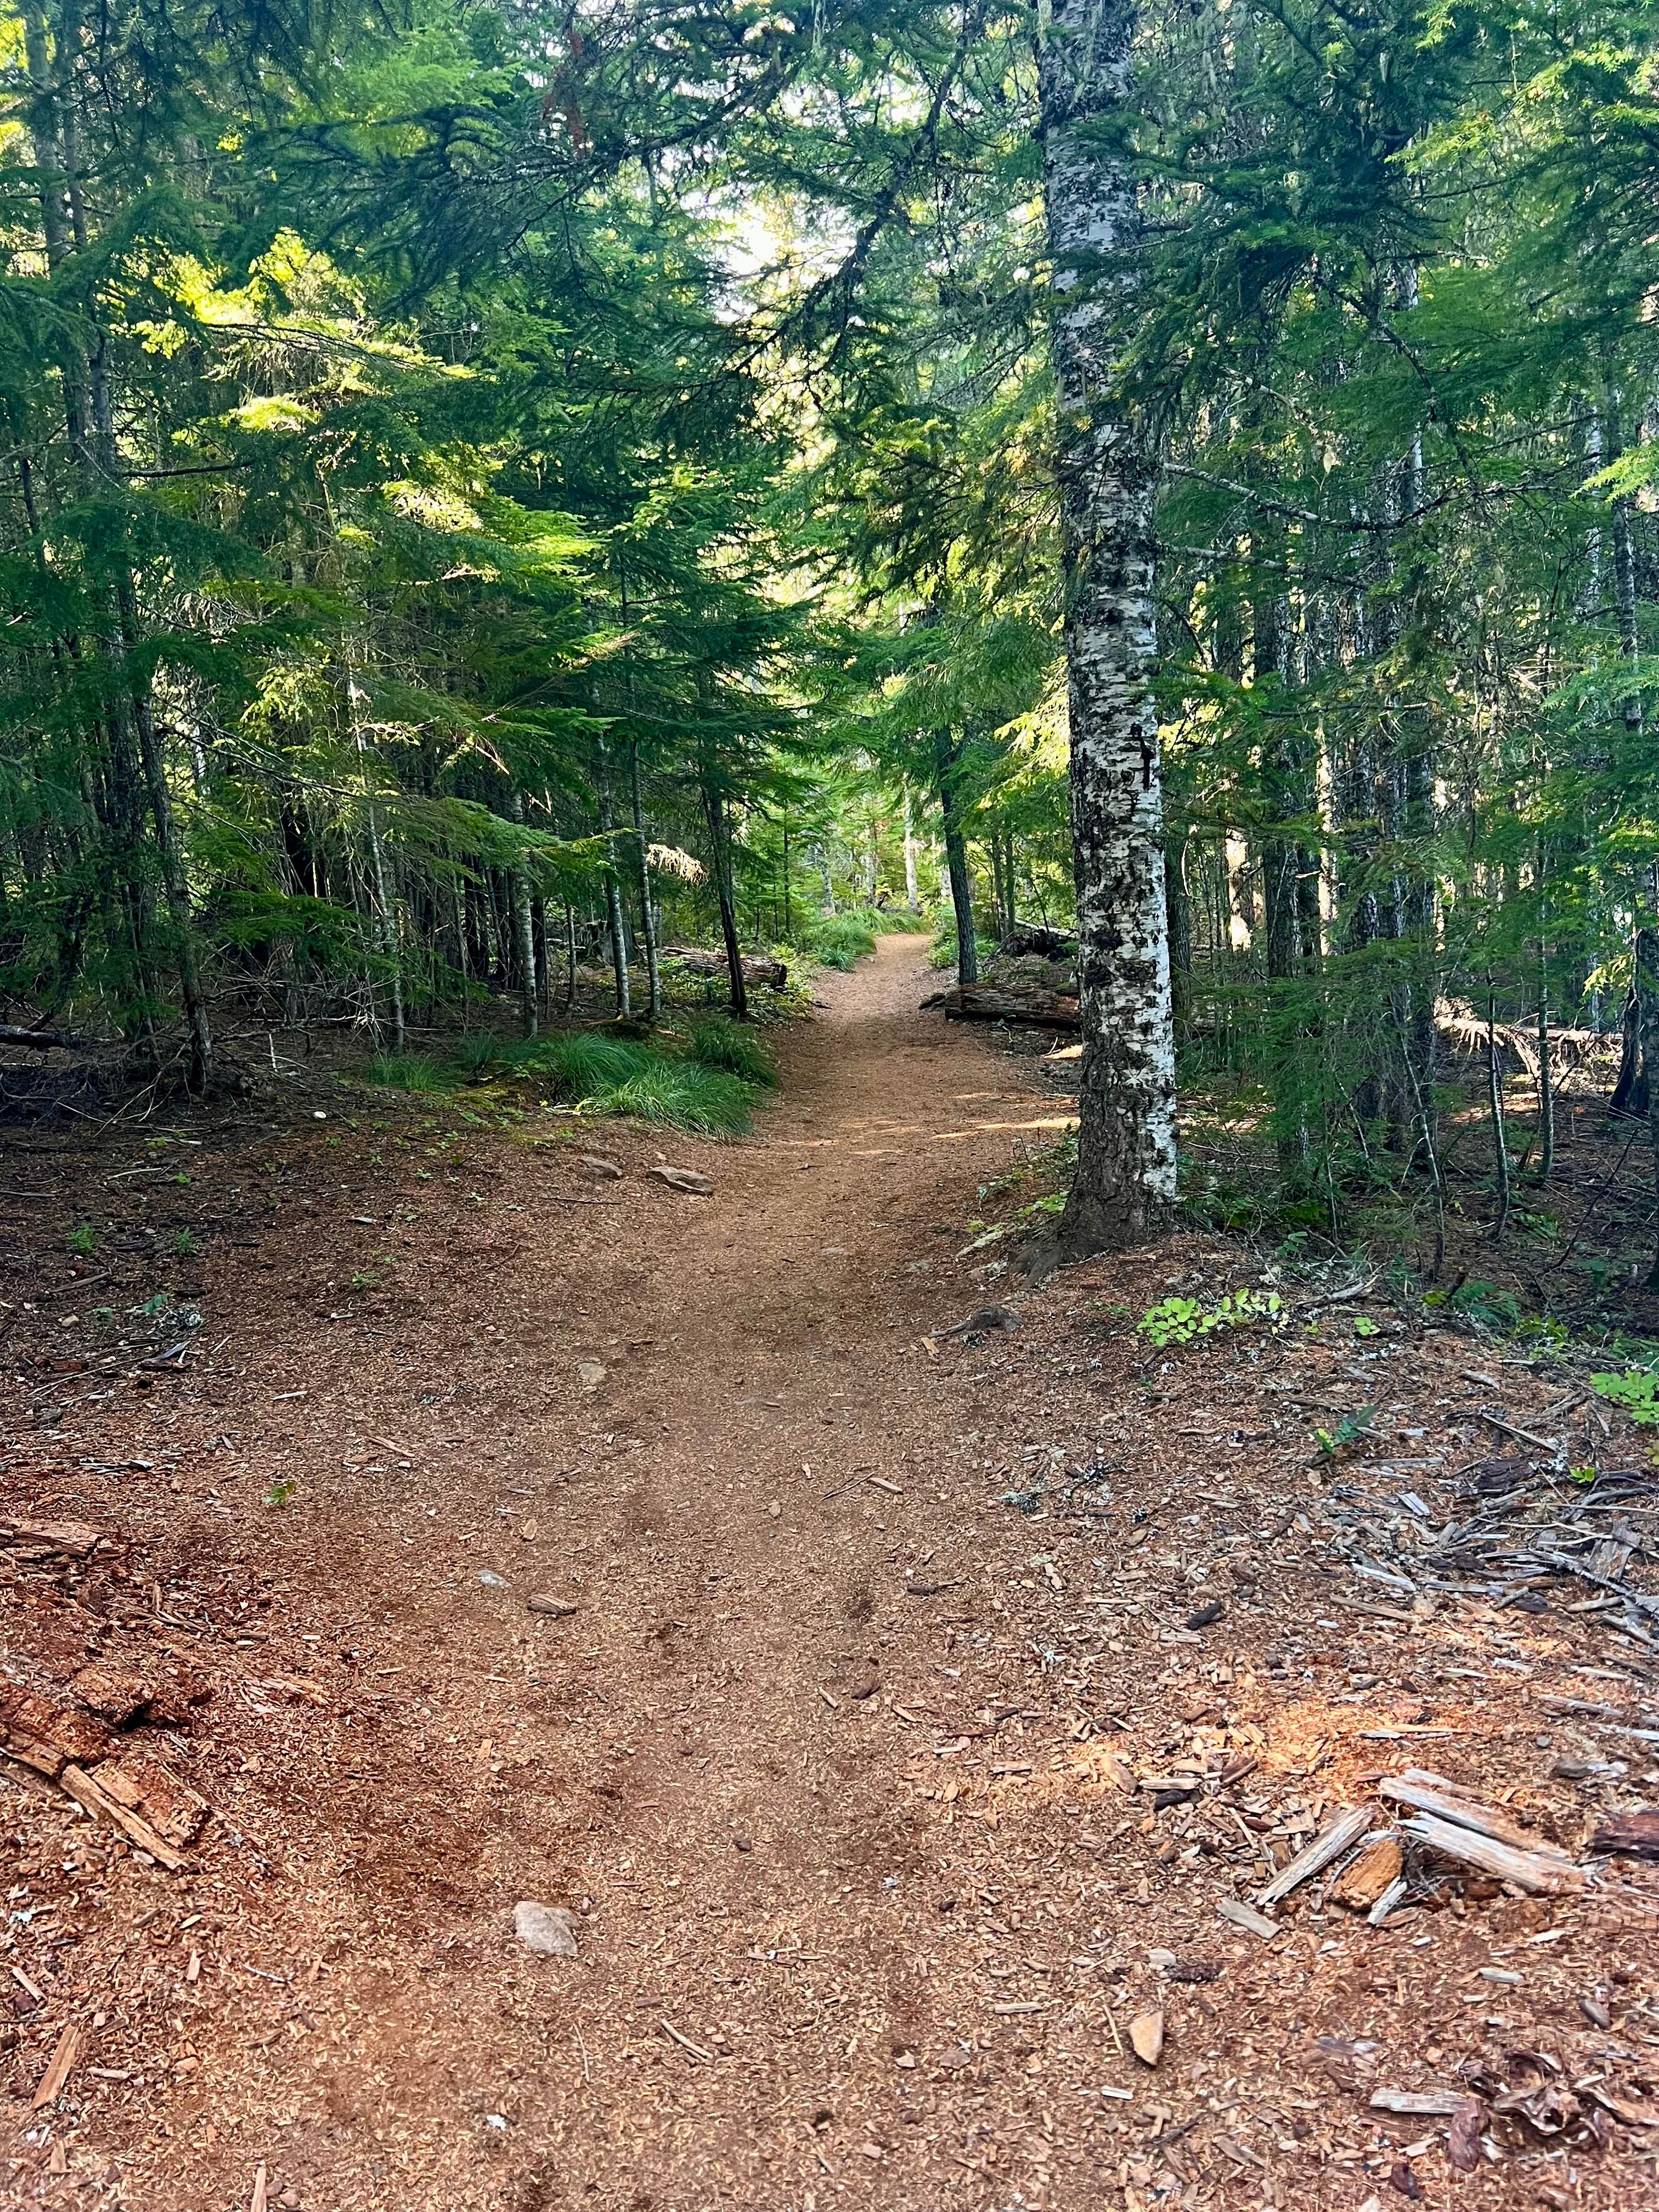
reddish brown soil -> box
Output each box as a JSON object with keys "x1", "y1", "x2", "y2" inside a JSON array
[{"x1": 3, "y1": 935, "x2": 1657, "y2": 2210}]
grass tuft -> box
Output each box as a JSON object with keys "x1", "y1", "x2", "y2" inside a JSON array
[
  {"x1": 523, "y1": 1031, "x2": 759, "y2": 1134},
  {"x1": 365, "y1": 1052, "x2": 458, "y2": 1092},
  {"x1": 691, "y1": 1016, "x2": 777, "y2": 1087},
  {"x1": 809, "y1": 914, "x2": 878, "y2": 969}
]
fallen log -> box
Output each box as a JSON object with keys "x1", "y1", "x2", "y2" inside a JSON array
[
  {"x1": 998, "y1": 924, "x2": 1077, "y2": 960},
  {"x1": 0, "y1": 1024, "x2": 89, "y2": 1049},
  {"x1": 662, "y1": 946, "x2": 788, "y2": 989},
  {"x1": 922, "y1": 985, "x2": 1080, "y2": 1030},
  {"x1": 1380, "y1": 1774, "x2": 1576, "y2": 1862},
  {"x1": 1590, "y1": 1810, "x2": 1659, "y2": 1860}
]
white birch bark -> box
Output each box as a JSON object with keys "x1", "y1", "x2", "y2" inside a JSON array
[{"x1": 1039, "y1": 0, "x2": 1176, "y2": 1249}]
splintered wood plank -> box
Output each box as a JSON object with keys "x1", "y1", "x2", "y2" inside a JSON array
[
  {"x1": 1257, "y1": 1807, "x2": 1370, "y2": 1907},
  {"x1": 58, "y1": 1764, "x2": 188, "y2": 1870},
  {"x1": 1400, "y1": 1811, "x2": 1584, "y2": 1895},
  {"x1": 91, "y1": 1751, "x2": 210, "y2": 1847},
  {"x1": 1380, "y1": 1776, "x2": 1574, "y2": 1861},
  {"x1": 31, "y1": 2022, "x2": 79, "y2": 2109}
]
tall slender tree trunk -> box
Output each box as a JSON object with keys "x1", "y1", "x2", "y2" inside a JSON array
[
  {"x1": 702, "y1": 764, "x2": 747, "y2": 1021},
  {"x1": 1040, "y1": 0, "x2": 1176, "y2": 1252},
  {"x1": 594, "y1": 730, "x2": 631, "y2": 1017},
  {"x1": 629, "y1": 738, "x2": 661, "y2": 1022},
  {"x1": 933, "y1": 731, "x2": 977, "y2": 985},
  {"x1": 1486, "y1": 978, "x2": 1511, "y2": 1242},
  {"x1": 902, "y1": 784, "x2": 919, "y2": 909},
  {"x1": 352, "y1": 681, "x2": 403, "y2": 1055},
  {"x1": 510, "y1": 791, "x2": 538, "y2": 1039}
]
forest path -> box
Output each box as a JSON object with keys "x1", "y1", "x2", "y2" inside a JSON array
[
  {"x1": 144, "y1": 934, "x2": 1091, "y2": 2210},
  {"x1": 11, "y1": 936, "x2": 1648, "y2": 2212}
]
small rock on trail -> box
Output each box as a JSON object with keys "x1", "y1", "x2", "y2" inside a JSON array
[
  {"x1": 512, "y1": 1902, "x2": 578, "y2": 1958},
  {"x1": 648, "y1": 1166, "x2": 714, "y2": 1195}
]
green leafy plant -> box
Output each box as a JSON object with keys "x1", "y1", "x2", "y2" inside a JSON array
[
  {"x1": 1314, "y1": 1406, "x2": 1376, "y2": 1458},
  {"x1": 264, "y1": 1477, "x2": 296, "y2": 1508},
  {"x1": 171, "y1": 1228, "x2": 198, "y2": 1257},
  {"x1": 1424, "y1": 1280, "x2": 1524, "y2": 1334},
  {"x1": 1138, "y1": 1288, "x2": 1285, "y2": 1347},
  {"x1": 65, "y1": 1223, "x2": 98, "y2": 1256},
  {"x1": 1352, "y1": 1315, "x2": 1379, "y2": 1339},
  {"x1": 1590, "y1": 1369, "x2": 1659, "y2": 1425}
]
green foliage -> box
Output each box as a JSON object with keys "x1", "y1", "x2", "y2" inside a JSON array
[
  {"x1": 66, "y1": 1224, "x2": 98, "y2": 1256},
  {"x1": 691, "y1": 1018, "x2": 777, "y2": 1087},
  {"x1": 1314, "y1": 1407, "x2": 1378, "y2": 1459},
  {"x1": 365, "y1": 1053, "x2": 458, "y2": 1093},
  {"x1": 1590, "y1": 1370, "x2": 1659, "y2": 1426},
  {"x1": 1138, "y1": 1288, "x2": 1285, "y2": 1348},
  {"x1": 1423, "y1": 1281, "x2": 1525, "y2": 1334},
  {"x1": 524, "y1": 1033, "x2": 760, "y2": 1136},
  {"x1": 808, "y1": 915, "x2": 879, "y2": 970},
  {"x1": 171, "y1": 1229, "x2": 198, "y2": 1257}
]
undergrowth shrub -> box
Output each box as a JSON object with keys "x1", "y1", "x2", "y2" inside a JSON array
[
  {"x1": 809, "y1": 914, "x2": 878, "y2": 969},
  {"x1": 365, "y1": 1052, "x2": 458, "y2": 1092},
  {"x1": 691, "y1": 1017, "x2": 777, "y2": 1086},
  {"x1": 517, "y1": 1031, "x2": 758, "y2": 1134}
]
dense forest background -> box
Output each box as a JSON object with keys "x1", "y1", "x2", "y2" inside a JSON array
[{"x1": 3, "y1": 0, "x2": 1658, "y2": 1266}]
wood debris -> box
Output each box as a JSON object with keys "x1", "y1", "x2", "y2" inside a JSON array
[
  {"x1": 1257, "y1": 1806, "x2": 1370, "y2": 1907},
  {"x1": 31, "y1": 2021, "x2": 79, "y2": 2108},
  {"x1": 1331, "y1": 1835, "x2": 1403, "y2": 1911}
]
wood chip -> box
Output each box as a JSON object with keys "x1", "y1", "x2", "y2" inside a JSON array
[
  {"x1": 1371, "y1": 2089, "x2": 1471, "y2": 2117},
  {"x1": 249, "y1": 2162, "x2": 268, "y2": 2212},
  {"x1": 1216, "y1": 1897, "x2": 1280, "y2": 1941},
  {"x1": 1257, "y1": 1806, "x2": 1370, "y2": 1907},
  {"x1": 661, "y1": 2019, "x2": 714, "y2": 2061},
  {"x1": 1332, "y1": 1835, "x2": 1404, "y2": 1911},
  {"x1": 1128, "y1": 2010, "x2": 1164, "y2": 2067},
  {"x1": 31, "y1": 2022, "x2": 78, "y2": 2108}
]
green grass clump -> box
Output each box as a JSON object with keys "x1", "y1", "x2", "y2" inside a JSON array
[
  {"x1": 365, "y1": 1052, "x2": 458, "y2": 1092},
  {"x1": 691, "y1": 1017, "x2": 777, "y2": 1087},
  {"x1": 809, "y1": 914, "x2": 878, "y2": 969},
  {"x1": 452, "y1": 1032, "x2": 505, "y2": 1077},
  {"x1": 528, "y1": 1031, "x2": 758, "y2": 1134},
  {"x1": 602, "y1": 1061, "x2": 756, "y2": 1135}
]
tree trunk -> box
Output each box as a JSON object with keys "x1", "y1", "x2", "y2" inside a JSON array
[
  {"x1": 594, "y1": 730, "x2": 631, "y2": 1017},
  {"x1": 1039, "y1": 0, "x2": 1176, "y2": 1252},
  {"x1": 629, "y1": 738, "x2": 661, "y2": 1021},
  {"x1": 902, "y1": 785, "x2": 919, "y2": 909},
  {"x1": 1486, "y1": 978, "x2": 1511, "y2": 1242},
  {"x1": 702, "y1": 769, "x2": 747, "y2": 1020},
  {"x1": 510, "y1": 791, "x2": 538, "y2": 1039},
  {"x1": 930, "y1": 730, "x2": 978, "y2": 984},
  {"x1": 1641, "y1": 930, "x2": 1659, "y2": 1287}
]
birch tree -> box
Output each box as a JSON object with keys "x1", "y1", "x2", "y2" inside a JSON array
[{"x1": 1039, "y1": 0, "x2": 1177, "y2": 1252}]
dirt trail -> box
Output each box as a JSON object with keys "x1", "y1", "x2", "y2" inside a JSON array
[{"x1": 7, "y1": 934, "x2": 1657, "y2": 2212}]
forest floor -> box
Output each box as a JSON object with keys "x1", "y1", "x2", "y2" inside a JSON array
[{"x1": 3, "y1": 933, "x2": 1658, "y2": 2212}]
